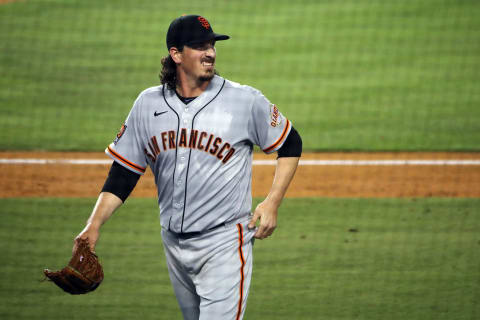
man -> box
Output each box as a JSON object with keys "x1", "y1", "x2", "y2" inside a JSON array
[{"x1": 74, "y1": 14, "x2": 302, "y2": 320}]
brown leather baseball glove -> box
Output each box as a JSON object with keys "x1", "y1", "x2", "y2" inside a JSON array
[{"x1": 44, "y1": 238, "x2": 104, "y2": 294}]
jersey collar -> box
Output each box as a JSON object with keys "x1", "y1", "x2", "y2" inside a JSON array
[{"x1": 163, "y1": 75, "x2": 225, "y2": 112}]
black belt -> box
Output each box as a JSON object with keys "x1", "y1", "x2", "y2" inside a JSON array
[{"x1": 169, "y1": 222, "x2": 227, "y2": 239}]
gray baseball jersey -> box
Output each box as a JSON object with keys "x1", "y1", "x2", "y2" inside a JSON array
[{"x1": 106, "y1": 75, "x2": 291, "y2": 233}]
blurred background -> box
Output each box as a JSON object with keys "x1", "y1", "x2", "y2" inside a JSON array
[
  {"x1": 2, "y1": 0, "x2": 479, "y2": 151},
  {"x1": 0, "y1": 0, "x2": 479, "y2": 319}
]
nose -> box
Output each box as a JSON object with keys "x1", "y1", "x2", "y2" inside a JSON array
[{"x1": 205, "y1": 44, "x2": 216, "y2": 58}]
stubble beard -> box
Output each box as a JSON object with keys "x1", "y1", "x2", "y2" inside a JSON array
[{"x1": 198, "y1": 69, "x2": 217, "y2": 83}]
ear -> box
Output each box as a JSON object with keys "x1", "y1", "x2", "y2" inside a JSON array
[{"x1": 169, "y1": 47, "x2": 182, "y2": 64}]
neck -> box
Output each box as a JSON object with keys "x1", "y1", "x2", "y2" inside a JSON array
[{"x1": 176, "y1": 72, "x2": 212, "y2": 97}]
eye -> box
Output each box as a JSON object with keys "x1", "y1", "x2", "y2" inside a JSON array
[
  {"x1": 191, "y1": 43, "x2": 206, "y2": 50},
  {"x1": 190, "y1": 41, "x2": 215, "y2": 51}
]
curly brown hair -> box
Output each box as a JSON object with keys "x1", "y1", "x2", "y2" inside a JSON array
[{"x1": 159, "y1": 55, "x2": 177, "y2": 90}]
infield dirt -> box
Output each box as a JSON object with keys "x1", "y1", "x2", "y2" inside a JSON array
[{"x1": 1, "y1": 152, "x2": 479, "y2": 198}]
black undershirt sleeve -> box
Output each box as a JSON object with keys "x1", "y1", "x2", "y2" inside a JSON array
[
  {"x1": 277, "y1": 126, "x2": 303, "y2": 158},
  {"x1": 101, "y1": 161, "x2": 141, "y2": 202},
  {"x1": 102, "y1": 127, "x2": 300, "y2": 201}
]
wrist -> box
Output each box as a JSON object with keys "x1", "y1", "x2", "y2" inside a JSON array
[
  {"x1": 263, "y1": 195, "x2": 282, "y2": 212},
  {"x1": 266, "y1": 189, "x2": 284, "y2": 206},
  {"x1": 85, "y1": 220, "x2": 102, "y2": 231}
]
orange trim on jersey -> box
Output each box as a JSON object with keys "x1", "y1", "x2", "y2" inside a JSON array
[
  {"x1": 236, "y1": 224, "x2": 245, "y2": 320},
  {"x1": 107, "y1": 146, "x2": 146, "y2": 173},
  {"x1": 263, "y1": 119, "x2": 291, "y2": 153}
]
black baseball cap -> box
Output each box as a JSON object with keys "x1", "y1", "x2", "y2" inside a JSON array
[{"x1": 166, "y1": 15, "x2": 229, "y2": 50}]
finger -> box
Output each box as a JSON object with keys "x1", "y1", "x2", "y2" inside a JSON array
[
  {"x1": 256, "y1": 221, "x2": 277, "y2": 239},
  {"x1": 264, "y1": 226, "x2": 275, "y2": 238},
  {"x1": 248, "y1": 213, "x2": 259, "y2": 230},
  {"x1": 254, "y1": 224, "x2": 268, "y2": 239}
]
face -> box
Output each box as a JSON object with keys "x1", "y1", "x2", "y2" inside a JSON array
[{"x1": 172, "y1": 40, "x2": 217, "y2": 83}]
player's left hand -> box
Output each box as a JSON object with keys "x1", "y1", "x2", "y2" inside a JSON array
[{"x1": 248, "y1": 200, "x2": 278, "y2": 239}]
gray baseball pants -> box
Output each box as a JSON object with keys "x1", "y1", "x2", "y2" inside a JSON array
[{"x1": 161, "y1": 216, "x2": 256, "y2": 320}]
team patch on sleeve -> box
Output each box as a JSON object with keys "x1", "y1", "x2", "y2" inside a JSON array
[
  {"x1": 263, "y1": 119, "x2": 291, "y2": 153},
  {"x1": 113, "y1": 123, "x2": 127, "y2": 145},
  {"x1": 269, "y1": 104, "x2": 282, "y2": 127}
]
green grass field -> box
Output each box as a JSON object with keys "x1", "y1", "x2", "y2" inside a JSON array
[
  {"x1": 1, "y1": 0, "x2": 480, "y2": 151},
  {"x1": 1, "y1": 1, "x2": 479, "y2": 319},
  {"x1": 1, "y1": 197, "x2": 479, "y2": 320}
]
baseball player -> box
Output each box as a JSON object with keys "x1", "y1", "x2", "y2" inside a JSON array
[{"x1": 74, "y1": 14, "x2": 302, "y2": 320}]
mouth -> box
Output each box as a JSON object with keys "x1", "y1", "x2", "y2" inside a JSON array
[{"x1": 202, "y1": 60, "x2": 215, "y2": 68}]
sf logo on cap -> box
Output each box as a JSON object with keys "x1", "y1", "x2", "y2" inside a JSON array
[{"x1": 198, "y1": 16, "x2": 210, "y2": 29}]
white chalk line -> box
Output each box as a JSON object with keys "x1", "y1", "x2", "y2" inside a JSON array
[{"x1": 1, "y1": 158, "x2": 480, "y2": 166}]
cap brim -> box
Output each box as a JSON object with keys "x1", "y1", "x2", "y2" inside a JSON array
[
  {"x1": 186, "y1": 33, "x2": 230, "y2": 46},
  {"x1": 214, "y1": 33, "x2": 230, "y2": 41}
]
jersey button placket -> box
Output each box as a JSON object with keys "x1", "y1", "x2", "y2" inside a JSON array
[
  {"x1": 182, "y1": 112, "x2": 191, "y2": 126},
  {"x1": 172, "y1": 118, "x2": 189, "y2": 231},
  {"x1": 173, "y1": 154, "x2": 186, "y2": 211}
]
